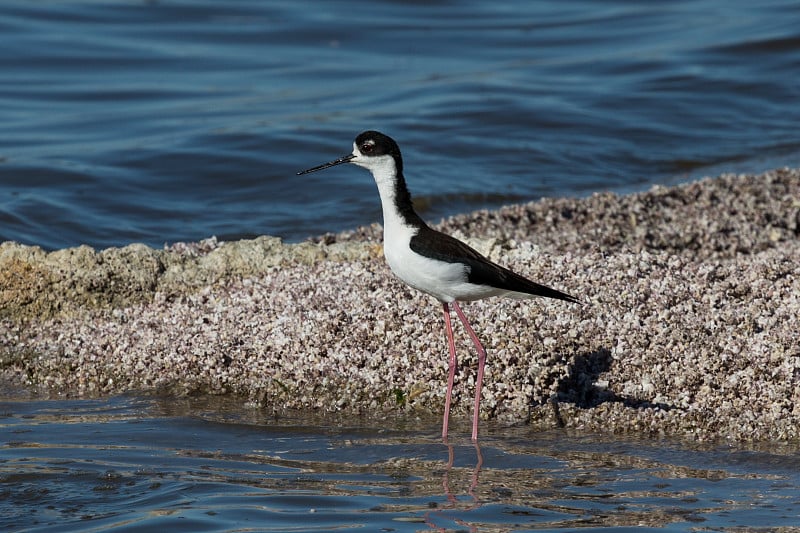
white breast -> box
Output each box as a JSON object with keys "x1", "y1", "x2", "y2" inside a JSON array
[
  {"x1": 364, "y1": 151, "x2": 508, "y2": 303},
  {"x1": 383, "y1": 225, "x2": 507, "y2": 303}
]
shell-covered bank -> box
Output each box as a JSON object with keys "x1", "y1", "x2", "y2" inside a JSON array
[{"x1": 1, "y1": 168, "x2": 798, "y2": 441}]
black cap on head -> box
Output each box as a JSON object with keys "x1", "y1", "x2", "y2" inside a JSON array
[
  {"x1": 355, "y1": 131, "x2": 403, "y2": 172},
  {"x1": 297, "y1": 130, "x2": 404, "y2": 176}
]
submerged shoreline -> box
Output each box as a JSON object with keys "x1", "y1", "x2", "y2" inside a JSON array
[{"x1": 2, "y1": 168, "x2": 799, "y2": 441}]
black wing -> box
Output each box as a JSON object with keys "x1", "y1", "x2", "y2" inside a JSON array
[{"x1": 409, "y1": 226, "x2": 580, "y2": 304}]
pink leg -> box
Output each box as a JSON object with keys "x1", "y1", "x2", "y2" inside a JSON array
[
  {"x1": 452, "y1": 302, "x2": 487, "y2": 441},
  {"x1": 441, "y1": 302, "x2": 457, "y2": 442}
]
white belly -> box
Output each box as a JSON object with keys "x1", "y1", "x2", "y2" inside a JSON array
[{"x1": 383, "y1": 232, "x2": 505, "y2": 303}]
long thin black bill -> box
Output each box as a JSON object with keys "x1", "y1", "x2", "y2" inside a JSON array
[{"x1": 296, "y1": 153, "x2": 356, "y2": 175}]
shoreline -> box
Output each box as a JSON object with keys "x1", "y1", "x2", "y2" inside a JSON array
[{"x1": 2, "y1": 168, "x2": 799, "y2": 441}]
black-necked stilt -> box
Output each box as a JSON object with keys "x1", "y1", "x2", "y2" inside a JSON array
[{"x1": 298, "y1": 131, "x2": 579, "y2": 441}]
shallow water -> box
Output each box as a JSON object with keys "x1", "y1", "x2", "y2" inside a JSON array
[
  {"x1": 2, "y1": 395, "x2": 799, "y2": 532},
  {"x1": 1, "y1": 0, "x2": 800, "y2": 250}
]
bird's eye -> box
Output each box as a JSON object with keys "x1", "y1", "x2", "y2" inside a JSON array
[{"x1": 360, "y1": 142, "x2": 374, "y2": 153}]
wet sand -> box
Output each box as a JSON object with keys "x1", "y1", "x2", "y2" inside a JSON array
[{"x1": 1, "y1": 168, "x2": 798, "y2": 441}]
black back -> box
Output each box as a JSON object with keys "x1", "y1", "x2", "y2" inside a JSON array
[{"x1": 410, "y1": 226, "x2": 580, "y2": 303}]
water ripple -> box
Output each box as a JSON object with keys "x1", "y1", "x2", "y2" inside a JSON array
[{"x1": 0, "y1": 0, "x2": 799, "y2": 249}]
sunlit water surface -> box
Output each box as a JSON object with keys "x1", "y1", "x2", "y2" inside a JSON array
[
  {"x1": 1, "y1": 0, "x2": 799, "y2": 249},
  {"x1": 2, "y1": 395, "x2": 798, "y2": 532}
]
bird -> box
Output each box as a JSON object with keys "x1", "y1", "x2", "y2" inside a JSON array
[{"x1": 297, "y1": 130, "x2": 579, "y2": 441}]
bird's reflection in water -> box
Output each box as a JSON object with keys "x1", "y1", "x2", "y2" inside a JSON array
[{"x1": 425, "y1": 440, "x2": 484, "y2": 531}]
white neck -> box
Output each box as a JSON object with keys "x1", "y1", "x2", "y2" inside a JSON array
[{"x1": 352, "y1": 152, "x2": 415, "y2": 237}]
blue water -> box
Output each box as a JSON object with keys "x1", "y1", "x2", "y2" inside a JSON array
[
  {"x1": 1, "y1": 0, "x2": 799, "y2": 250},
  {"x1": 2, "y1": 395, "x2": 799, "y2": 532}
]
